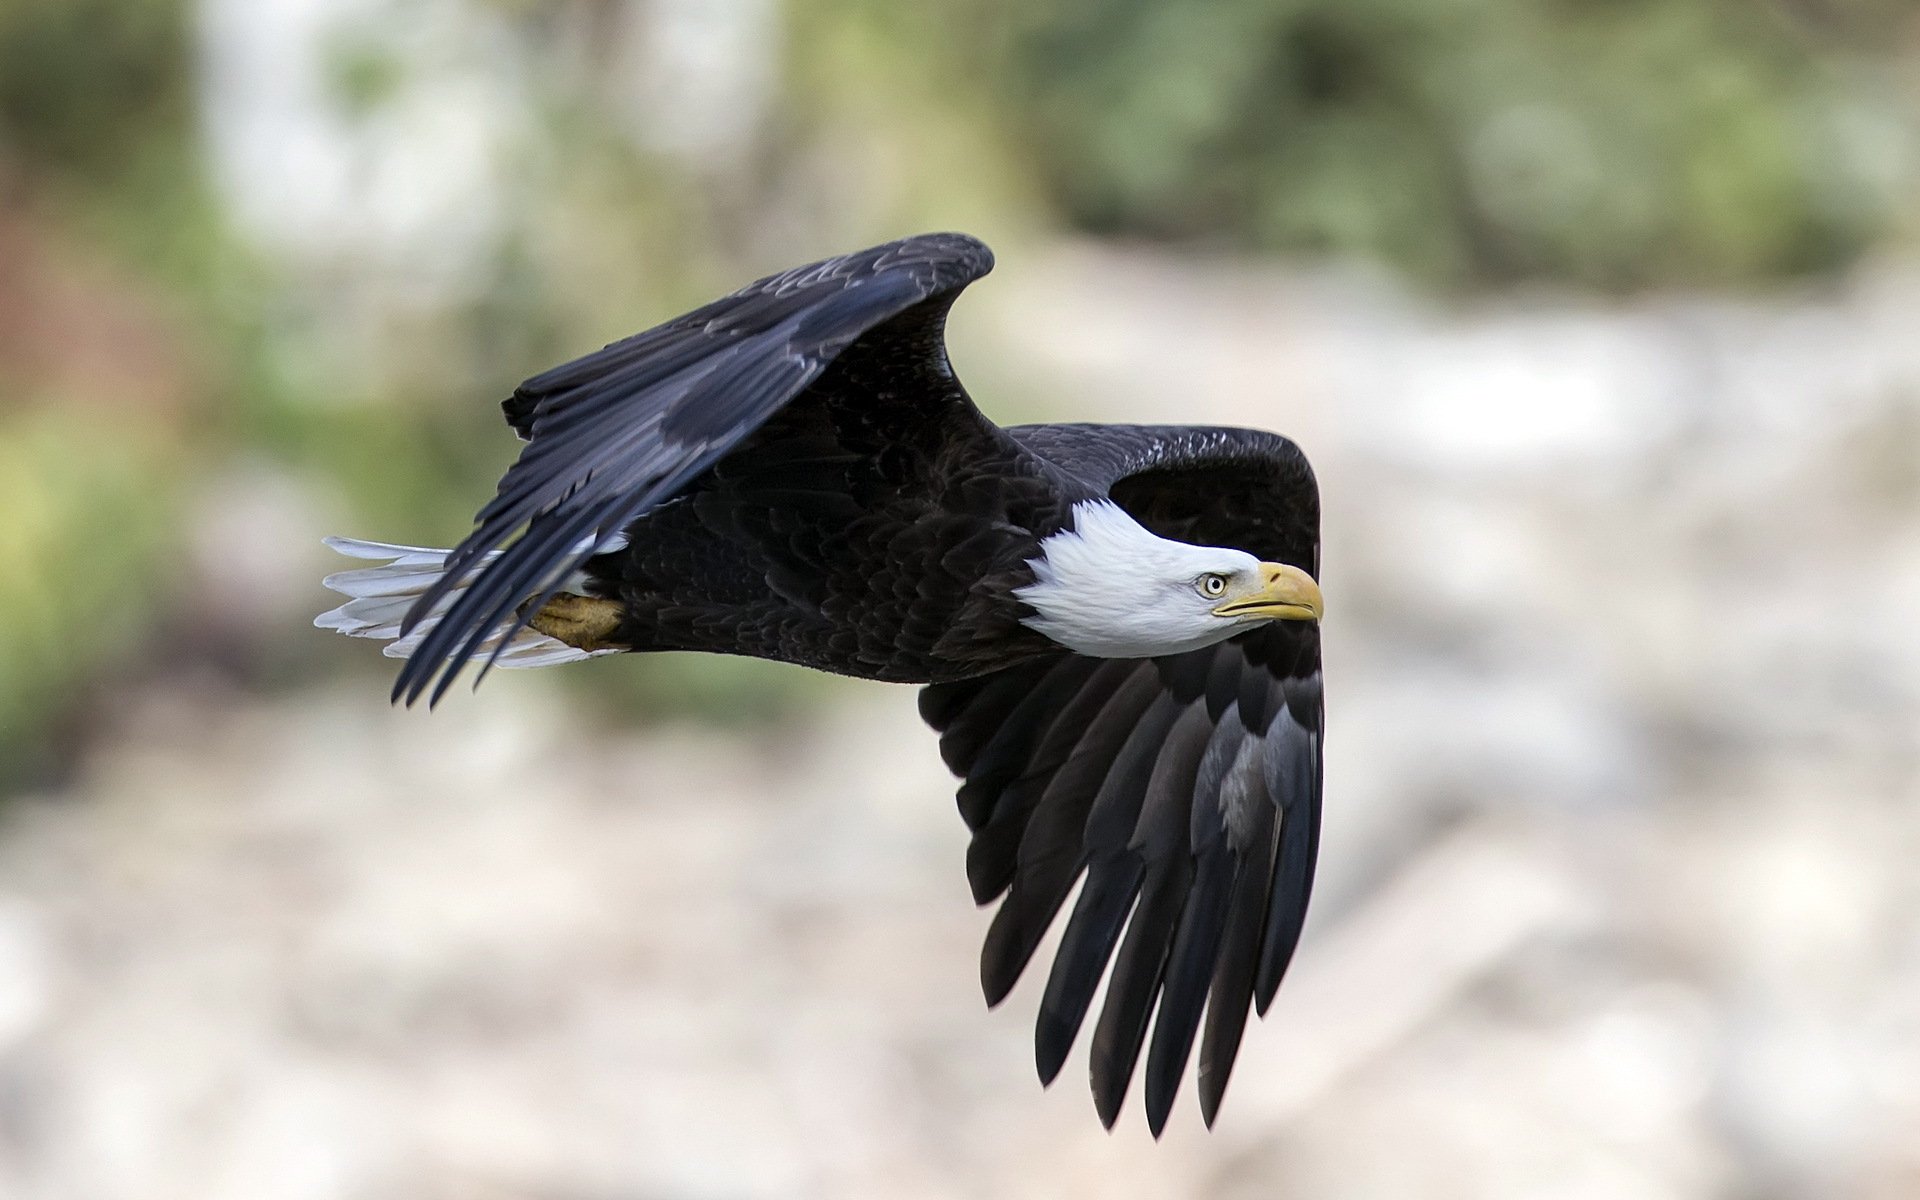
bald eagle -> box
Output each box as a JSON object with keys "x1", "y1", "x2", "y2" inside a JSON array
[{"x1": 317, "y1": 233, "x2": 1324, "y2": 1134}]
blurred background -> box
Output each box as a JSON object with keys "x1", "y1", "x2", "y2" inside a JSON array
[{"x1": 2, "y1": 0, "x2": 1919, "y2": 1195}]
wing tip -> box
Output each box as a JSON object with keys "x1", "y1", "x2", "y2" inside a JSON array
[
  {"x1": 1198, "y1": 1053, "x2": 1237, "y2": 1129},
  {"x1": 1093, "y1": 1076, "x2": 1127, "y2": 1131},
  {"x1": 1034, "y1": 1016, "x2": 1075, "y2": 1087}
]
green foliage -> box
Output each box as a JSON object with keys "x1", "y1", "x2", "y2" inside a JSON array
[
  {"x1": 931, "y1": 0, "x2": 1917, "y2": 288},
  {"x1": 0, "y1": 413, "x2": 177, "y2": 769},
  {"x1": 0, "y1": 0, "x2": 191, "y2": 183}
]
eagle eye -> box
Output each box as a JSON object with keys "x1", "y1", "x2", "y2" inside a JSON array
[{"x1": 1198, "y1": 573, "x2": 1228, "y2": 598}]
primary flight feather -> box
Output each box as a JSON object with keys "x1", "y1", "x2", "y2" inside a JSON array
[{"x1": 317, "y1": 232, "x2": 1325, "y2": 1134}]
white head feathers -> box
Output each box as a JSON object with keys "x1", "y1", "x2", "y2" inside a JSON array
[{"x1": 1014, "y1": 501, "x2": 1265, "y2": 658}]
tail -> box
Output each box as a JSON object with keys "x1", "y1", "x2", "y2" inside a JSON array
[{"x1": 314, "y1": 537, "x2": 620, "y2": 671}]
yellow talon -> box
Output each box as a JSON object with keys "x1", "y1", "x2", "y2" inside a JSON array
[{"x1": 526, "y1": 593, "x2": 625, "y2": 652}]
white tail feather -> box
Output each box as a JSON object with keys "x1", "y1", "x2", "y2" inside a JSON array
[{"x1": 315, "y1": 536, "x2": 620, "y2": 670}]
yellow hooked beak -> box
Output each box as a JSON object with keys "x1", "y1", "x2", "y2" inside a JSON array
[{"x1": 1212, "y1": 562, "x2": 1324, "y2": 622}]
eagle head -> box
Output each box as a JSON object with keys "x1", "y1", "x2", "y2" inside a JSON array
[{"x1": 1014, "y1": 501, "x2": 1322, "y2": 659}]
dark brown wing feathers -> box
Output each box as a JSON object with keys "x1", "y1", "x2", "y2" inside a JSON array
[
  {"x1": 920, "y1": 426, "x2": 1323, "y2": 1135},
  {"x1": 395, "y1": 233, "x2": 998, "y2": 705}
]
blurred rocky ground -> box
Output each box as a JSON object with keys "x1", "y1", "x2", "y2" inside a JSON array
[{"x1": 0, "y1": 244, "x2": 1915, "y2": 1199}]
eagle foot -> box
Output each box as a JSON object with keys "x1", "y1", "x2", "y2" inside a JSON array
[{"x1": 525, "y1": 593, "x2": 624, "y2": 652}]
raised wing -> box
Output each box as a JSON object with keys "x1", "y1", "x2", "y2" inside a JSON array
[
  {"x1": 919, "y1": 425, "x2": 1323, "y2": 1134},
  {"x1": 392, "y1": 233, "x2": 995, "y2": 705}
]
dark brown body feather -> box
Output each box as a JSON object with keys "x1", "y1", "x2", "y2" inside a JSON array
[{"x1": 577, "y1": 316, "x2": 1077, "y2": 682}]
